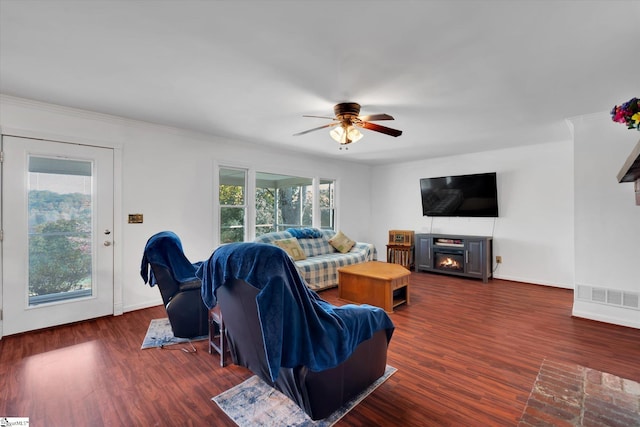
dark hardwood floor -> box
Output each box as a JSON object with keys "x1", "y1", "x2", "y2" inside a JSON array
[{"x1": 2, "y1": 272, "x2": 639, "y2": 426}]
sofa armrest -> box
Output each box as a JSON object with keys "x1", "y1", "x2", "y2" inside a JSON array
[{"x1": 353, "y1": 242, "x2": 377, "y2": 261}]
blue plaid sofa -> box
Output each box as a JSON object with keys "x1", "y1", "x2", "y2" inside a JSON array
[{"x1": 254, "y1": 229, "x2": 377, "y2": 291}]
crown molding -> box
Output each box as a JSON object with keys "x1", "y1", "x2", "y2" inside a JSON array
[
  {"x1": 1, "y1": 94, "x2": 134, "y2": 125},
  {"x1": 0, "y1": 94, "x2": 223, "y2": 143}
]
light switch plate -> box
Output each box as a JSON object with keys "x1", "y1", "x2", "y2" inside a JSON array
[{"x1": 128, "y1": 214, "x2": 143, "y2": 224}]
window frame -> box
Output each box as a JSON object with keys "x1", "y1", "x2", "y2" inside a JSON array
[
  {"x1": 215, "y1": 163, "x2": 336, "y2": 245},
  {"x1": 217, "y1": 165, "x2": 250, "y2": 245},
  {"x1": 318, "y1": 178, "x2": 336, "y2": 231}
]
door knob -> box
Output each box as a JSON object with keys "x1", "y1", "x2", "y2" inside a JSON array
[{"x1": 104, "y1": 241, "x2": 112, "y2": 246}]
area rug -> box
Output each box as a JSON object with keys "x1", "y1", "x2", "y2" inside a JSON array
[
  {"x1": 140, "y1": 318, "x2": 207, "y2": 349},
  {"x1": 519, "y1": 359, "x2": 640, "y2": 426},
  {"x1": 213, "y1": 364, "x2": 397, "y2": 426}
]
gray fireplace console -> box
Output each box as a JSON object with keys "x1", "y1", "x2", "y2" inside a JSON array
[{"x1": 415, "y1": 234, "x2": 493, "y2": 283}]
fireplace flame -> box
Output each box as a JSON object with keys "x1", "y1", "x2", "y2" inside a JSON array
[{"x1": 439, "y1": 257, "x2": 461, "y2": 269}]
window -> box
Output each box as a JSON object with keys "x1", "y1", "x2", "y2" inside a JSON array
[
  {"x1": 255, "y1": 172, "x2": 313, "y2": 237},
  {"x1": 217, "y1": 165, "x2": 336, "y2": 243},
  {"x1": 319, "y1": 179, "x2": 335, "y2": 230},
  {"x1": 219, "y1": 167, "x2": 247, "y2": 244}
]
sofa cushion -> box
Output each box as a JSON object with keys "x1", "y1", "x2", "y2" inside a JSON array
[
  {"x1": 254, "y1": 231, "x2": 293, "y2": 245},
  {"x1": 328, "y1": 230, "x2": 356, "y2": 253},
  {"x1": 295, "y1": 243, "x2": 375, "y2": 290},
  {"x1": 298, "y1": 236, "x2": 334, "y2": 257},
  {"x1": 273, "y1": 238, "x2": 306, "y2": 261}
]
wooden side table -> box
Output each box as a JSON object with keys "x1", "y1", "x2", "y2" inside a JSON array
[
  {"x1": 338, "y1": 261, "x2": 411, "y2": 313},
  {"x1": 387, "y1": 230, "x2": 415, "y2": 270}
]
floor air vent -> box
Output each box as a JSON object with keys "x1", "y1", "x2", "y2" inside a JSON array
[{"x1": 576, "y1": 285, "x2": 640, "y2": 310}]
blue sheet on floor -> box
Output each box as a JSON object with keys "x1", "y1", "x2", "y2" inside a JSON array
[{"x1": 196, "y1": 242, "x2": 394, "y2": 382}]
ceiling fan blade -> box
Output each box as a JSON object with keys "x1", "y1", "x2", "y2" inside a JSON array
[
  {"x1": 293, "y1": 122, "x2": 339, "y2": 136},
  {"x1": 302, "y1": 115, "x2": 338, "y2": 120},
  {"x1": 359, "y1": 121, "x2": 403, "y2": 137},
  {"x1": 358, "y1": 113, "x2": 395, "y2": 121}
]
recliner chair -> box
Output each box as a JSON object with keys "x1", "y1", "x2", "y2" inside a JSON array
[
  {"x1": 196, "y1": 242, "x2": 394, "y2": 420},
  {"x1": 219, "y1": 278, "x2": 389, "y2": 419},
  {"x1": 140, "y1": 231, "x2": 208, "y2": 338}
]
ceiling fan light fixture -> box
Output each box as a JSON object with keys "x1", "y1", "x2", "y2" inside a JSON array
[
  {"x1": 347, "y1": 127, "x2": 363, "y2": 144},
  {"x1": 330, "y1": 125, "x2": 363, "y2": 145},
  {"x1": 295, "y1": 101, "x2": 401, "y2": 144}
]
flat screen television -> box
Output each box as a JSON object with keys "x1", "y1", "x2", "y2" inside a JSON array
[{"x1": 420, "y1": 172, "x2": 499, "y2": 217}]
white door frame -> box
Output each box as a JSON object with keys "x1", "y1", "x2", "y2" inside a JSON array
[{"x1": 0, "y1": 127, "x2": 123, "y2": 339}]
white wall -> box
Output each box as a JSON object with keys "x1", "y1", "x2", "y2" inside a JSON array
[
  {"x1": 572, "y1": 113, "x2": 640, "y2": 329},
  {"x1": 3, "y1": 95, "x2": 638, "y2": 330},
  {"x1": 0, "y1": 96, "x2": 372, "y2": 312},
  {"x1": 370, "y1": 139, "x2": 575, "y2": 288}
]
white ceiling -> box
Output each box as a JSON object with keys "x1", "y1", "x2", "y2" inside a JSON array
[{"x1": 1, "y1": 0, "x2": 639, "y2": 165}]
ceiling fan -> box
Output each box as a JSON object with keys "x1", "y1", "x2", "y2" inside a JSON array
[{"x1": 293, "y1": 102, "x2": 402, "y2": 147}]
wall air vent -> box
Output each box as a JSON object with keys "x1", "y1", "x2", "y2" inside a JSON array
[
  {"x1": 623, "y1": 292, "x2": 639, "y2": 309},
  {"x1": 607, "y1": 290, "x2": 623, "y2": 306},
  {"x1": 576, "y1": 285, "x2": 640, "y2": 311},
  {"x1": 592, "y1": 287, "x2": 607, "y2": 303},
  {"x1": 576, "y1": 285, "x2": 591, "y2": 300}
]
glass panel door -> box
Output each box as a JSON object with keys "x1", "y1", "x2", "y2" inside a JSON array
[
  {"x1": 28, "y1": 157, "x2": 93, "y2": 306},
  {"x1": 2, "y1": 136, "x2": 114, "y2": 336}
]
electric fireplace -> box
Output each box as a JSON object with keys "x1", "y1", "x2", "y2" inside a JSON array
[
  {"x1": 433, "y1": 248, "x2": 464, "y2": 273},
  {"x1": 415, "y1": 234, "x2": 493, "y2": 283}
]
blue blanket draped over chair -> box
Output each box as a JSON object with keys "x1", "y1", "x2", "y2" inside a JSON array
[
  {"x1": 196, "y1": 242, "x2": 394, "y2": 382},
  {"x1": 140, "y1": 231, "x2": 201, "y2": 286}
]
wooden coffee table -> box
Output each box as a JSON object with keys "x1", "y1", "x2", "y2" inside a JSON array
[{"x1": 338, "y1": 261, "x2": 411, "y2": 313}]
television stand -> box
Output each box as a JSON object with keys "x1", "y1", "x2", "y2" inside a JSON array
[{"x1": 415, "y1": 234, "x2": 493, "y2": 282}]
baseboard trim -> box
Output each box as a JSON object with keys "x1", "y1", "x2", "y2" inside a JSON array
[
  {"x1": 123, "y1": 300, "x2": 163, "y2": 313},
  {"x1": 492, "y1": 273, "x2": 573, "y2": 289},
  {"x1": 572, "y1": 307, "x2": 640, "y2": 330}
]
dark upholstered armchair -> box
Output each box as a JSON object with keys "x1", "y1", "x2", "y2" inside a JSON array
[
  {"x1": 141, "y1": 231, "x2": 208, "y2": 338},
  {"x1": 196, "y1": 242, "x2": 394, "y2": 420}
]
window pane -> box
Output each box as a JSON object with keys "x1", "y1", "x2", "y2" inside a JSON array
[
  {"x1": 256, "y1": 172, "x2": 312, "y2": 233},
  {"x1": 219, "y1": 168, "x2": 245, "y2": 205},
  {"x1": 320, "y1": 179, "x2": 335, "y2": 230},
  {"x1": 219, "y1": 168, "x2": 246, "y2": 242},
  {"x1": 320, "y1": 209, "x2": 334, "y2": 229},
  {"x1": 255, "y1": 187, "x2": 275, "y2": 237},
  {"x1": 220, "y1": 207, "x2": 245, "y2": 243},
  {"x1": 28, "y1": 156, "x2": 93, "y2": 306}
]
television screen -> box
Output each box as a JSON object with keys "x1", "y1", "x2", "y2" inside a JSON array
[{"x1": 420, "y1": 172, "x2": 499, "y2": 217}]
